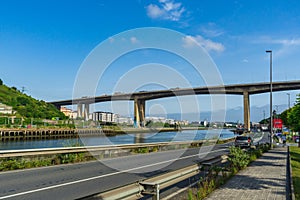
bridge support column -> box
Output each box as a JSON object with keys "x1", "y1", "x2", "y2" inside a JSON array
[
  {"x1": 84, "y1": 103, "x2": 90, "y2": 121},
  {"x1": 77, "y1": 103, "x2": 83, "y2": 119},
  {"x1": 243, "y1": 91, "x2": 250, "y2": 132},
  {"x1": 54, "y1": 104, "x2": 61, "y2": 110},
  {"x1": 134, "y1": 99, "x2": 145, "y2": 128}
]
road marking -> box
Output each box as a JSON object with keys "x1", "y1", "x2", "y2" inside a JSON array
[
  {"x1": 0, "y1": 145, "x2": 215, "y2": 175},
  {"x1": 0, "y1": 148, "x2": 226, "y2": 199}
]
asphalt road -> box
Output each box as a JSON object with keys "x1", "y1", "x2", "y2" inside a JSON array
[
  {"x1": 0, "y1": 141, "x2": 235, "y2": 200},
  {"x1": 0, "y1": 132, "x2": 270, "y2": 200}
]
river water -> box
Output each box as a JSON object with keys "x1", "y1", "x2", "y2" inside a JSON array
[{"x1": 0, "y1": 129, "x2": 235, "y2": 150}]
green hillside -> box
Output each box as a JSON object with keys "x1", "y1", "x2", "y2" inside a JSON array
[{"x1": 0, "y1": 81, "x2": 66, "y2": 120}]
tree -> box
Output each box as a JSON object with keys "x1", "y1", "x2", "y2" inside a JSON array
[
  {"x1": 17, "y1": 96, "x2": 30, "y2": 106},
  {"x1": 280, "y1": 109, "x2": 290, "y2": 126},
  {"x1": 287, "y1": 94, "x2": 300, "y2": 147},
  {"x1": 0, "y1": 79, "x2": 3, "y2": 85}
]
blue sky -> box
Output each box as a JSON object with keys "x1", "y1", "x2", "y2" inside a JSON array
[{"x1": 1, "y1": 0, "x2": 300, "y2": 120}]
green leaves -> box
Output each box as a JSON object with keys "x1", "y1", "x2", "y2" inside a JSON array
[
  {"x1": 228, "y1": 146, "x2": 250, "y2": 170},
  {"x1": 0, "y1": 84, "x2": 66, "y2": 120},
  {"x1": 287, "y1": 97, "x2": 300, "y2": 132},
  {"x1": 278, "y1": 94, "x2": 300, "y2": 132}
]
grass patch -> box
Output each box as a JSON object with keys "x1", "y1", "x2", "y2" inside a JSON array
[
  {"x1": 0, "y1": 152, "x2": 95, "y2": 172},
  {"x1": 290, "y1": 146, "x2": 300, "y2": 200}
]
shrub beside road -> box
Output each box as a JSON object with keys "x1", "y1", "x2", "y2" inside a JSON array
[
  {"x1": 187, "y1": 144, "x2": 270, "y2": 200},
  {"x1": 290, "y1": 146, "x2": 300, "y2": 200}
]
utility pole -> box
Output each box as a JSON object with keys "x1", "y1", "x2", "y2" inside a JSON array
[
  {"x1": 266, "y1": 50, "x2": 273, "y2": 148},
  {"x1": 275, "y1": 105, "x2": 279, "y2": 119},
  {"x1": 287, "y1": 93, "x2": 291, "y2": 109},
  {"x1": 21, "y1": 86, "x2": 26, "y2": 93}
]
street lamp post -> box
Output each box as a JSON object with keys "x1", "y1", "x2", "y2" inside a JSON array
[
  {"x1": 266, "y1": 50, "x2": 273, "y2": 147},
  {"x1": 275, "y1": 105, "x2": 279, "y2": 118}
]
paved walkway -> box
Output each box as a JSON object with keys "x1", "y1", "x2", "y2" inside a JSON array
[{"x1": 206, "y1": 147, "x2": 287, "y2": 200}]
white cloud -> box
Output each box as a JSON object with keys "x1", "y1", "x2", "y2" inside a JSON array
[
  {"x1": 274, "y1": 39, "x2": 300, "y2": 45},
  {"x1": 146, "y1": 0, "x2": 185, "y2": 21},
  {"x1": 108, "y1": 37, "x2": 115, "y2": 43},
  {"x1": 255, "y1": 36, "x2": 300, "y2": 46},
  {"x1": 242, "y1": 59, "x2": 249, "y2": 63},
  {"x1": 254, "y1": 36, "x2": 300, "y2": 57},
  {"x1": 146, "y1": 4, "x2": 164, "y2": 19},
  {"x1": 200, "y1": 23, "x2": 224, "y2": 38},
  {"x1": 130, "y1": 37, "x2": 139, "y2": 44},
  {"x1": 182, "y1": 36, "x2": 197, "y2": 48},
  {"x1": 182, "y1": 35, "x2": 225, "y2": 52}
]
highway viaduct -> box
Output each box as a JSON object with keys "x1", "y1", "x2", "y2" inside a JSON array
[{"x1": 49, "y1": 80, "x2": 300, "y2": 131}]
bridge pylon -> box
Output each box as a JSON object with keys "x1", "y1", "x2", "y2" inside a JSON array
[
  {"x1": 77, "y1": 103, "x2": 83, "y2": 118},
  {"x1": 243, "y1": 91, "x2": 250, "y2": 132},
  {"x1": 134, "y1": 98, "x2": 145, "y2": 128}
]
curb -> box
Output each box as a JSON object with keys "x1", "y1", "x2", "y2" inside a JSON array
[{"x1": 287, "y1": 146, "x2": 296, "y2": 200}]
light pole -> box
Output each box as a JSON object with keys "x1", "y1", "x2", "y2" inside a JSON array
[
  {"x1": 287, "y1": 93, "x2": 291, "y2": 109},
  {"x1": 266, "y1": 50, "x2": 273, "y2": 147}
]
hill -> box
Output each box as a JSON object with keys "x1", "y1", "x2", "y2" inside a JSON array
[{"x1": 0, "y1": 81, "x2": 66, "y2": 120}]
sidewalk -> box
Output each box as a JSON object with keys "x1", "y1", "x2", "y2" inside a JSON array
[{"x1": 205, "y1": 147, "x2": 287, "y2": 200}]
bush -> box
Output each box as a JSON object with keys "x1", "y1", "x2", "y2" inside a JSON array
[
  {"x1": 0, "y1": 152, "x2": 89, "y2": 172},
  {"x1": 133, "y1": 147, "x2": 149, "y2": 154},
  {"x1": 228, "y1": 146, "x2": 250, "y2": 170},
  {"x1": 189, "y1": 144, "x2": 269, "y2": 199}
]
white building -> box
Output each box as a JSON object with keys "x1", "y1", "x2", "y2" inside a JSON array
[
  {"x1": 60, "y1": 106, "x2": 73, "y2": 118},
  {"x1": 116, "y1": 116, "x2": 134, "y2": 125},
  {"x1": 145, "y1": 116, "x2": 166, "y2": 123},
  {"x1": 0, "y1": 103, "x2": 13, "y2": 115},
  {"x1": 92, "y1": 111, "x2": 116, "y2": 123}
]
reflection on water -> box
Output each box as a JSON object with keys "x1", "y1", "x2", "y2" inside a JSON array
[{"x1": 0, "y1": 129, "x2": 234, "y2": 150}]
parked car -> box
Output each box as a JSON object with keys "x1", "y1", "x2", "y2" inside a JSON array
[
  {"x1": 293, "y1": 136, "x2": 300, "y2": 143},
  {"x1": 234, "y1": 136, "x2": 253, "y2": 148}
]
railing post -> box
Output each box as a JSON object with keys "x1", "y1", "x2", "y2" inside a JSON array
[
  {"x1": 152, "y1": 184, "x2": 159, "y2": 200},
  {"x1": 140, "y1": 182, "x2": 160, "y2": 200}
]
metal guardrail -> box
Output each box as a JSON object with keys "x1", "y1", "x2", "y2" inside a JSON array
[
  {"x1": 92, "y1": 164, "x2": 203, "y2": 200},
  {"x1": 89, "y1": 154, "x2": 229, "y2": 200},
  {"x1": 0, "y1": 138, "x2": 235, "y2": 158},
  {"x1": 89, "y1": 137, "x2": 269, "y2": 200},
  {"x1": 0, "y1": 137, "x2": 267, "y2": 200}
]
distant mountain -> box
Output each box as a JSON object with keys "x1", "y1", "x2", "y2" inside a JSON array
[
  {"x1": 148, "y1": 104, "x2": 288, "y2": 123},
  {"x1": 0, "y1": 81, "x2": 66, "y2": 119}
]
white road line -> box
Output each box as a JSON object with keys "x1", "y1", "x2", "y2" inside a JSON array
[{"x1": 0, "y1": 148, "x2": 226, "y2": 199}]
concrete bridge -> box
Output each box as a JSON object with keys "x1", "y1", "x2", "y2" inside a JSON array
[{"x1": 49, "y1": 80, "x2": 300, "y2": 130}]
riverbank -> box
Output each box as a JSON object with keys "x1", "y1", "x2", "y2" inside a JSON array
[
  {"x1": 0, "y1": 129, "x2": 235, "y2": 150},
  {"x1": 0, "y1": 127, "x2": 230, "y2": 141},
  {"x1": 0, "y1": 127, "x2": 182, "y2": 141}
]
